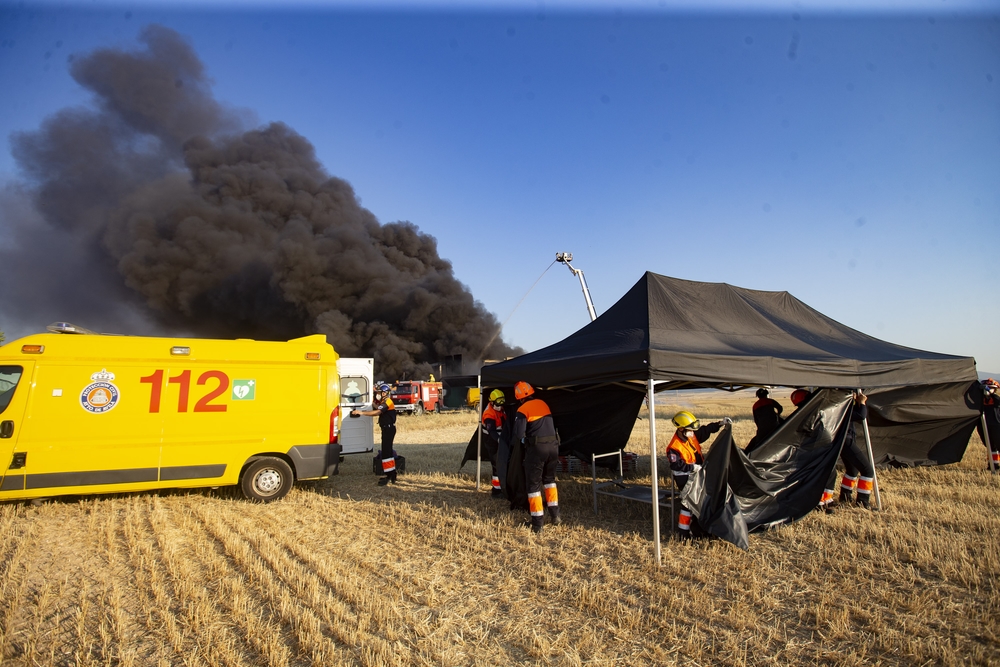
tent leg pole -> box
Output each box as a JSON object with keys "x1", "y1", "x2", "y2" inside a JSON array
[
  {"x1": 648, "y1": 379, "x2": 661, "y2": 566},
  {"x1": 670, "y1": 470, "x2": 676, "y2": 544},
  {"x1": 983, "y1": 413, "x2": 997, "y2": 475},
  {"x1": 476, "y1": 375, "x2": 482, "y2": 492},
  {"x1": 860, "y1": 414, "x2": 882, "y2": 512}
]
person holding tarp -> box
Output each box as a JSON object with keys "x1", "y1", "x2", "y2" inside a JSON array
[
  {"x1": 831, "y1": 390, "x2": 875, "y2": 509},
  {"x1": 481, "y1": 389, "x2": 509, "y2": 498},
  {"x1": 667, "y1": 411, "x2": 727, "y2": 539},
  {"x1": 978, "y1": 378, "x2": 1000, "y2": 471},
  {"x1": 512, "y1": 381, "x2": 562, "y2": 534}
]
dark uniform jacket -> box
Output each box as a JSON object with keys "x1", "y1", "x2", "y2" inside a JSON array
[
  {"x1": 377, "y1": 397, "x2": 396, "y2": 428},
  {"x1": 513, "y1": 398, "x2": 556, "y2": 443}
]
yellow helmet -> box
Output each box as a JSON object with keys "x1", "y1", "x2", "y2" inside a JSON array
[
  {"x1": 489, "y1": 389, "x2": 505, "y2": 405},
  {"x1": 672, "y1": 411, "x2": 700, "y2": 430}
]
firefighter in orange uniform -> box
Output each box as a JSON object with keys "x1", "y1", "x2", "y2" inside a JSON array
[
  {"x1": 481, "y1": 389, "x2": 508, "y2": 498},
  {"x1": 667, "y1": 411, "x2": 725, "y2": 539},
  {"x1": 352, "y1": 383, "x2": 398, "y2": 486},
  {"x1": 512, "y1": 381, "x2": 561, "y2": 533},
  {"x1": 836, "y1": 391, "x2": 875, "y2": 509}
]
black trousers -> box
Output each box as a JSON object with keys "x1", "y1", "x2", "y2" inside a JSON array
[
  {"x1": 380, "y1": 424, "x2": 397, "y2": 478},
  {"x1": 523, "y1": 436, "x2": 560, "y2": 525},
  {"x1": 524, "y1": 437, "x2": 558, "y2": 491},
  {"x1": 483, "y1": 432, "x2": 500, "y2": 478},
  {"x1": 841, "y1": 436, "x2": 874, "y2": 479}
]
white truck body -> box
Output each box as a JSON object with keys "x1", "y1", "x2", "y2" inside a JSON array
[{"x1": 336, "y1": 358, "x2": 375, "y2": 455}]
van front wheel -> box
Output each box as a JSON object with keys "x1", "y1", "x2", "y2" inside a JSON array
[{"x1": 241, "y1": 457, "x2": 293, "y2": 502}]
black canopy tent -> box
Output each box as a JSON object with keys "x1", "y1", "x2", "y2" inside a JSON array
[
  {"x1": 482, "y1": 272, "x2": 976, "y2": 390},
  {"x1": 480, "y1": 272, "x2": 980, "y2": 558}
]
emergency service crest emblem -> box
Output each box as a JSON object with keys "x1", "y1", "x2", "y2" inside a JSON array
[{"x1": 80, "y1": 369, "x2": 120, "y2": 413}]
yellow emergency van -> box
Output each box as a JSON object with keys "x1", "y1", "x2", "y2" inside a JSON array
[{"x1": 0, "y1": 324, "x2": 343, "y2": 502}]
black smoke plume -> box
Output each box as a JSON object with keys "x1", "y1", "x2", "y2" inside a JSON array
[{"x1": 1, "y1": 25, "x2": 519, "y2": 380}]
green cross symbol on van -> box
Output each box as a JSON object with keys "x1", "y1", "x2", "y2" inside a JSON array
[{"x1": 232, "y1": 379, "x2": 256, "y2": 401}]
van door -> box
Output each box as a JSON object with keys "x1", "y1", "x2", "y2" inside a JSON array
[
  {"x1": 337, "y1": 358, "x2": 374, "y2": 455},
  {"x1": 15, "y1": 362, "x2": 164, "y2": 495},
  {"x1": 0, "y1": 363, "x2": 35, "y2": 492}
]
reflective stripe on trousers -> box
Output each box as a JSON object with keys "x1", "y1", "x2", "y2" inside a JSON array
[
  {"x1": 528, "y1": 492, "x2": 544, "y2": 517},
  {"x1": 841, "y1": 474, "x2": 858, "y2": 491},
  {"x1": 543, "y1": 483, "x2": 558, "y2": 507}
]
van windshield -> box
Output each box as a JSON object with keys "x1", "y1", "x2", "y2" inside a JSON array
[{"x1": 0, "y1": 366, "x2": 24, "y2": 415}]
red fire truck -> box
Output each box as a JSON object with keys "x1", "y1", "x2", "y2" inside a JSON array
[{"x1": 390, "y1": 380, "x2": 442, "y2": 415}]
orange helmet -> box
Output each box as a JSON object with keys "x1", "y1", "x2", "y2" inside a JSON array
[
  {"x1": 514, "y1": 381, "x2": 535, "y2": 400},
  {"x1": 790, "y1": 389, "x2": 811, "y2": 406},
  {"x1": 985, "y1": 378, "x2": 999, "y2": 388}
]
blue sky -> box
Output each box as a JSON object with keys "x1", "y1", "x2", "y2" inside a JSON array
[{"x1": 1, "y1": 1, "x2": 998, "y2": 371}]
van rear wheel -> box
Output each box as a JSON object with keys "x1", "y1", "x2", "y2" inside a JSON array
[
  {"x1": 241, "y1": 457, "x2": 293, "y2": 502},
  {"x1": 414, "y1": 402, "x2": 425, "y2": 416}
]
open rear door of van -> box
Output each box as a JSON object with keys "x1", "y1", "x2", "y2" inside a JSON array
[
  {"x1": 336, "y1": 358, "x2": 375, "y2": 455},
  {"x1": 0, "y1": 362, "x2": 35, "y2": 493}
]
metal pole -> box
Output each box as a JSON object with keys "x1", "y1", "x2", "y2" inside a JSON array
[
  {"x1": 476, "y1": 375, "x2": 482, "y2": 491},
  {"x1": 648, "y1": 379, "x2": 661, "y2": 566},
  {"x1": 574, "y1": 269, "x2": 598, "y2": 322},
  {"x1": 858, "y1": 389, "x2": 882, "y2": 511},
  {"x1": 982, "y1": 413, "x2": 997, "y2": 474}
]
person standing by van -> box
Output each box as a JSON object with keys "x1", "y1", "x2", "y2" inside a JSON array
[{"x1": 352, "y1": 383, "x2": 398, "y2": 486}]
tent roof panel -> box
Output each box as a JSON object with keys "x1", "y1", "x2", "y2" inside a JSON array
[{"x1": 482, "y1": 272, "x2": 976, "y2": 389}]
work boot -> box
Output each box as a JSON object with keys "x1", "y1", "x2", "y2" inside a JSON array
[
  {"x1": 549, "y1": 513, "x2": 563, "y2": 527},
  {"x1": 824, "y1": 500, "x2": 839, "y2": 514},
  {"x1": 857, "y1": 494, "x2": 871, "y2": 510},
  {"x1": 521, "y1": 520, "x2": 543, "y2": 534},
  {"x1": 491, "y1": 488, "x2": 504, "y2": 499},
  {"x1": 677, "y1": 530, "x2": 692, "y2": 542},
  {"x1": 377, "y1": 472, "x2": 397, "y2": 486},
  {"x1": 839, "y1": 489, "x2": 853, "y2": 505}
]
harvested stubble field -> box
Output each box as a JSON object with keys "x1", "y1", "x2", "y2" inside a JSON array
[{"x1": 1, "y1": 391, "x2": 998, "y2": 666}]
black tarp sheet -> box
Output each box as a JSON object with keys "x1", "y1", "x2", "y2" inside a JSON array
[
  {"x1": 460, "y1": 385, "x2": 646, "y2": 464},
  {"x1": 682, "y1": 389, "x2": 854, "y2": 549},
  {"x1": 864, "y1": 381, "x2": 984, "y2": 467}
]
